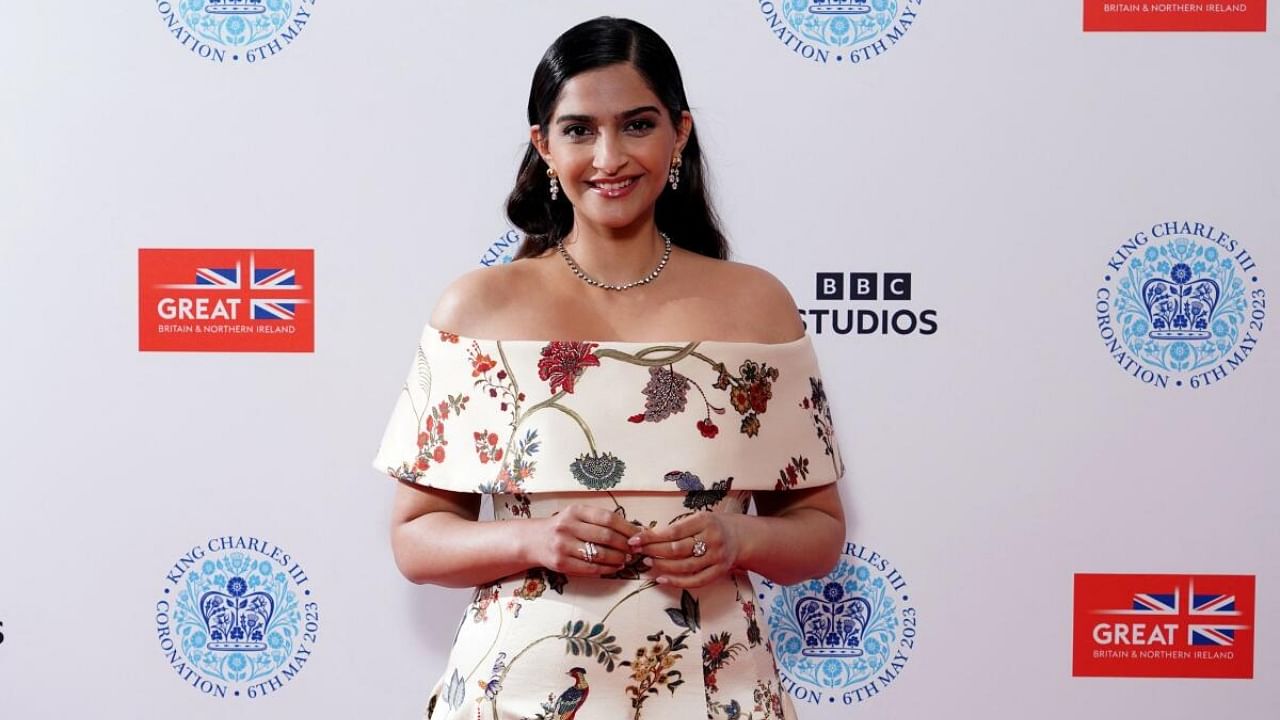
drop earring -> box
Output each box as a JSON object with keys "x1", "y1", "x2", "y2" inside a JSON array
[
  {"x1": 547, "y1": 167, "x2": 560, "y2": 201},
  {"x1": 668, "y1": 155, "x2": 682, "y2": 190}
]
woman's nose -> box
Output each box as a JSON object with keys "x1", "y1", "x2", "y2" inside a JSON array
[{"x1": 592, "y1": 132, "x2": 627, "y2": 174}]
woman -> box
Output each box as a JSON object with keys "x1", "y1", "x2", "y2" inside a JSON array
[{"x1": 375, "y1": 16, "x2": 846, "y2": 720}]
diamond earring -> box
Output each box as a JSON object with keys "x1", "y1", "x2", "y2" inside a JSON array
[
  {"x1": 668, "y1": 155, "x2": 682, "y2": 190},
  {"x1": 547, "y1": 167, "x2": 560, "y2": 201}
]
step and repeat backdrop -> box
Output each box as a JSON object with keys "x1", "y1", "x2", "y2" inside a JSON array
[{"x1": 1, "y1": 1, "x2": 1276, "y2": 718}]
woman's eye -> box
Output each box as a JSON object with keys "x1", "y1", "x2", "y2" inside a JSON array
[
  {"x1": 626, "y1": 119, "x2": 656, "y2": 133},
  {"x1": 563, "y1": 125, "x2": 592, "y2": 139}
]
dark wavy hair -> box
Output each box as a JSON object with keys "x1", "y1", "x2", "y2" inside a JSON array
[{"x1": 507, "y1": 16, "x2": 728, "y2": 261}]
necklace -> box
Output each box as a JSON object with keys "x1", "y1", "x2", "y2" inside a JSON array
[{"x1": 556, "y1": 232, "x2": 673, "y2": 291}]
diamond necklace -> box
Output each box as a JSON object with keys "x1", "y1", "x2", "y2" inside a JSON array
[{"x1": 556, "y1": 232, "x2": 673, "y2": 291}]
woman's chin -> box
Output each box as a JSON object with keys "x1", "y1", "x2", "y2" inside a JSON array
[{"x1": 572, "y1": 198, "x2": 660, "y2": 232}]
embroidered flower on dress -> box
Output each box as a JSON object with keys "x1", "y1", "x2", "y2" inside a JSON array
[
  {"x1": 803, "y1": 376, "x2": 842, "y2": 477},
  {"x1": 473, "y1": 430, "x2": 504, "y2": 464},
  {"x1": 702, "y1": 631, "x2": 747, "y2": 694},
  {"x1": 696, "y1": 418, "x2": 719, "y2": 438},
  {"x1": 622, "y1": 630, "x2": 688, "y2": 711},
  {"x1": 774, "y1": 455, "x2": 810, "y2": 491},
  {"x1": 741, "y1": 601, "x2": 762, "y2": 647},
  {"x1": 513, "y1": 567, "x2": 567, "y2": 601},
  {"x1": 570, "y1": 451, "x2": 625, "y2": 490},
  {"x1": 753, "y1": 679, "x2": 784, "y2": 718},
  {"x1": 478, "y1": 429, "x2": 540, "y2": 495},
  {"x1": 805, "y1": 375, "x2": 829, "y2": 416},
  {"x1": 469, "y1": 584, "x2": 499, "y2": 623},
  {"x1": 395, "y1": 394, "x2": 468, "y2": 483},
  {"x1": 478, "y1": 652, "x2": 507, "y2": 700},
  {"x1": 471, "y1": 352, "x2": 497, "y2": 377},
  {"x1": 639, "y1": 365, "x2": 689, "y2": 420},
  {"x1": 629, "y1": 363, "x2": 725, "y2": 442},
  {"x1": 514, "y1": 576, "x2": 546, "y2": 601},
  {"x1": 712, "y1": 358, "x2": 779, "y2": 437},
  {"x1": 537, "y1": 341, "x2": 600, "y2": 394}
]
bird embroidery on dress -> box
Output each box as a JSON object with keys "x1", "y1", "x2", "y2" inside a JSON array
[
  {"x1": 664, "y1": 470, "x2": 733, "y2": 512},
  {"x1": 553, "y1": 667, "x2": 590, "y2": 720}
]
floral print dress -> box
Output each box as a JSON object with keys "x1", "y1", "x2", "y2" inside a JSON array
[{"x1": 373, "y1": 324, "x2": 845, "y2": 720}]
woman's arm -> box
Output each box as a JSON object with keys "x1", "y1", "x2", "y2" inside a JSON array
[
  {"x1": 630, "y1": 482, "x2": 845, "y2": 588},
  {"x1": 390, "y1": 482, "x2": 525, "y2": 588},
  {"x1": 390, "y1": 482, "x2": 639, "y2": 588},
  {"x1": 738, "y1": 483, "x2": 845, "y2": 584}
]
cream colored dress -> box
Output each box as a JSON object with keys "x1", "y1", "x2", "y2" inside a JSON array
[{"x1": 373, "y1": 324, "x2": 844, "y2": 720}]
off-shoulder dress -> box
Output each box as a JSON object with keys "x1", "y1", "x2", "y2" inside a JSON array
[{"x1": 373, "y1": 324, "x2": 845, "y2": 720}]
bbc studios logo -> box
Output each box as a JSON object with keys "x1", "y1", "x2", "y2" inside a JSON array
[{"x1": 801, "y1": 272, "x2": 938, "y2": 337}]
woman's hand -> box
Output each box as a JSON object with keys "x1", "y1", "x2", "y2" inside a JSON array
[
  {"x1": 628, "y1": 512, "x2": 742, "y2": 588},
  {"x1": 528, "y1": 504, "x2": 640, "y2": 576}
]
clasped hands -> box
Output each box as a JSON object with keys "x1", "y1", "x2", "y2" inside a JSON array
[{"x1": 533, "y1": 505, "x2": 742, "y2": 589}]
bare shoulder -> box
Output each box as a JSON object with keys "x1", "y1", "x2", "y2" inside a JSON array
[
  {"x1": 688, "y1": 256, "x2": 805, "y2": 343},
  {"x1": 428, "y1": 261, "x2": 540, "y2": 337}
]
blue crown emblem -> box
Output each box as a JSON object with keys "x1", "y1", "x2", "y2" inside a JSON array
[
  {"x1": 809, "y1": 0, "x2": 872, "y2": 14},
  {"x1": 1142, "y1": 262, "x2": 1220, "y2": 340},
  {"x1": 205, "y1": 0, "x2": 267, "y2": 14},
  {"x1": 199, "y1": 576, "x2": 275, "y2": 651},
  {"x1": 794, "y1": 582, "x2": 873, "y2": 657}
]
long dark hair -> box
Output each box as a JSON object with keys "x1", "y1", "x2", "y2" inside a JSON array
[{"x1": 507, "y1": 16, "x2": 728, "y2": 261}]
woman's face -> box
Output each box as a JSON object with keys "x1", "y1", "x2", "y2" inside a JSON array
[{"x1": 532, "y1": 62, "x2": 692, "y2": 234}]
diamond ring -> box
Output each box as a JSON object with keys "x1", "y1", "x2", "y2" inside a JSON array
[
  {"x1": 580, "y1": 541, "x2": 599, "y2": 563},
  {"x1": 691, "y1": 537, "x2": 708, "y2": 558}
]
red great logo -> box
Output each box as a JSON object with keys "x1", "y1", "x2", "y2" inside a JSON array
[
  {"x1": 1073, "y1": 573, "x2": 1255, "y2": 679},
  {"x1": 138, "y1": 248, "x2": 314, "y2": 352}
]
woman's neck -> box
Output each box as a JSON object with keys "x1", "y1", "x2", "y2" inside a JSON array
[{"x1": 560, "y1": 216, "x2": 667, "y2": 286}]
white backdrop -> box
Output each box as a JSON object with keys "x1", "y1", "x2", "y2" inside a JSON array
[{"x1": 1, "y1": 1, "x2": 1276, "y2": 717}]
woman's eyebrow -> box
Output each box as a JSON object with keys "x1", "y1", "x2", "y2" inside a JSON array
[{"x1": 554, "y1": 105, "x2": 662, "y2": 124}]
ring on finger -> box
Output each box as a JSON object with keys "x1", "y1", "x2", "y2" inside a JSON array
[
  {"x1": 691, "y1": 537, "x2": 708, "y2": 558},
  {"x1": 579, "y1": 541, "x2": 599, "y2": 563}
]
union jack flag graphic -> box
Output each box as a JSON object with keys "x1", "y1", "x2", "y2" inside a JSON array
[
  {"x1": 1129, "y1": 591, "x2": 1178, "y2": 614},
  {"x1": 249, "y1": 262, "x2": 300, "y2": 319},
  {"x1": 1095, "y1": 580, "x2": 1248, "y2": 646},
  {"x1": 157, "y1": 254, "x2": 307, "y2": 319},
  {"x1": 1189, "y1": 589, "x2": 1242, "y2": 646},
  {"x1": 195, "y1": 266, "x2": 240, "y2": 288}
]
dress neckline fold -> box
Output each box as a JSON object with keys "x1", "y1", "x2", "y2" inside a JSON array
[
  {"x1": 425, "y1": 323, "x2": 813, "y2": 350},
  {"x1": 373, "y1": 320, "x2": 843, "y2": 494}
]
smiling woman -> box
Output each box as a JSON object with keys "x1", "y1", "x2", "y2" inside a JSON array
[
  {"x1": 533, "y1": 67, "x2": 688, "y2": 232},
  {"x1": 506, "y1": 17, "x2": 727, "y2": 265},
  {"x1": 377, "y1": 16, "x2": 847, "y2": 720}
]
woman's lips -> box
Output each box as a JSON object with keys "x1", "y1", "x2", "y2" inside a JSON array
[{"x1": 586, "y1": 176, "x2": 640, "y2": 199}]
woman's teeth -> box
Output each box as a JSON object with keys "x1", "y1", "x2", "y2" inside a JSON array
[{"x1": 592, "y1": 178, "x2": 635, "y2": 190}]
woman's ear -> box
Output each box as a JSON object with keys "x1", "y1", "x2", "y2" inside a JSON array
[
  {"x1": 674, "y1": 111, "x2": 693, "y2": 156},
  {"x1": 530, "y1": 124, "x2": 551, "y2": 166}
]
